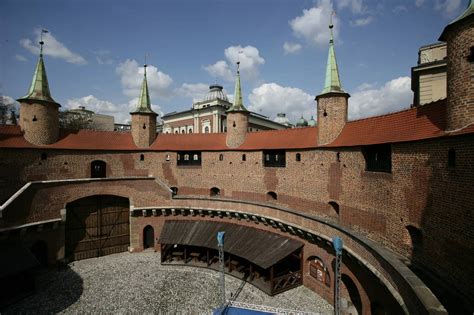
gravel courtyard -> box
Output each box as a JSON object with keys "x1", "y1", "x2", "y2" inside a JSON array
[{"x1": 4, "y1": 251, "x2": 333, "y2": 314}]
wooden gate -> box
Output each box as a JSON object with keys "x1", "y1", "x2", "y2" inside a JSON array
[{"x1": 65, "y1": 195, "x2": 130, "y2": 261}]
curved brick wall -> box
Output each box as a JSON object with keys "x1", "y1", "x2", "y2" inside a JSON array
[{"x1": 19, "y1": 102, "x2": 59, "y2": 145}]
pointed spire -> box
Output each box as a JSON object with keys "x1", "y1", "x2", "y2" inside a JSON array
[
  {"x1": 320, "y1": 12, "x2": 345, "y2": 95},
  {"x1": 17, "y1": 34, "x2": 59, "y2": 105},
  {"x1": 228, "y1": 61, "x2": 248, "y2": 112},
  {"x1": 131, "y1": 61, "x2": 157, "y2": 115}
]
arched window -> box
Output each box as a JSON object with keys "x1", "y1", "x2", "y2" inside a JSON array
[
  {"x1": 296, "y1": 153, "x2": 301, "y2": 162},
  {"x1": 91, "y1": 160, "x2": 106, "y2": 178},
  {"x1": 210, "y1": 187, "x2": 220, "y2": 197},
  {"x1": 242, "y1": 154, "x2": 246, "y2": 161},
  {"x1": 267, "y1": 191, "x2": 277, "y2": 201},
  {"x1": 175, "y1": 130, "x2": 179, "y2": 134},
  {"x1": 184, "y1": 154, "x2": 190, "y2": 161},
  {"x1": 448, "y1": 148, "x2": 456, "y2": 168},
  {"x1": 204, "y1": 126, "x2": 210, "y2": 133},
  {"x1": 193, "y1": 154, "x2": 199, "y2": 161},
  {"x1": 308, "y1": 256, "x2": 330, "y2": 286},
  {"x1": 219, "y1": 154, "x2": 224, "y2": 161},
  {"x1": 140, "y1": 154, "x2": 144, "y2": 161},
  {"x1": 170, "y1": 187, "x2": 178, "y2": 196},
  {"x1": 329, "y1": 201, "x2": 340, "y2": 215},
  {"x1": 188, "y1": 128, "x2": 193, "y2": 134},
  {"x1": 143, "y1": 225, "x2": 155, "y2": 249},
  {"x1": 166, "y1": 154, "x2": 171, "y2": 161}
]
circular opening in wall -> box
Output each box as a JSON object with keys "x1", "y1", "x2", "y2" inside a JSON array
[
  {"x1": 323, "y1": 111, "x2": 327, "y2": 117},
  {"x1": 142, "y1": 124, "x2": 146, "y2": 129},
  {"x1": 32, "y1": 115, "x2": 38, "y2": 122}
]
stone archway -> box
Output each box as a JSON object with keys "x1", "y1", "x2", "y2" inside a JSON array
[
  {"x1": 341, "y1": 274, "x2": 363, "y2": 315},
  {"x1": 143, "y1": 225, "x2": 154, "y2": 249}
]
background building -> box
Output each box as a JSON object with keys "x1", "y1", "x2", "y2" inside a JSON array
[{"x1": 162, "y1": 84, "x2": 288, "y2": 134}]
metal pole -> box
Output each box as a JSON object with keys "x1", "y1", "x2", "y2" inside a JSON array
[
  {"x1": 332, "y1": 237, "x2": 343, "y2": 315},
  {"x1": 217, "y1": 232, "x2": 226, "y2": 311}
]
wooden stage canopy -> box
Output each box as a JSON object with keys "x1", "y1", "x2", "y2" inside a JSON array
[{"x1": 159, "y1": 220, "x2": 303, "y2": 269}]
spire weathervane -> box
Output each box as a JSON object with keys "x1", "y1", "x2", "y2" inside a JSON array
[
  {"x1": 329, "y1": 11, "x2": 335, "y2": 44},
  {"x1": 39, "y1": 29, "x2": 48, "y2": 56},
  {"x1": 237, "y1": 50, "x2": 243, "y2": 73},
  {"x1": 144, "y1": 53, "x2": 149, "y2": 76}
]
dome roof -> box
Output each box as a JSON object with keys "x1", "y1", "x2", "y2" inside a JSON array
[
  {"x1": 296, "y1": 115, "x2": 308, "y2": 127},
  {"x1": 274, "y1": 113, "x2": 290, "y2": 125},
  {"x1": 203, "y1": 84, "x2": 228, "y2": 102},
  {"x1": 308, "y1": 116, "x2": 316, "y2": 127}
]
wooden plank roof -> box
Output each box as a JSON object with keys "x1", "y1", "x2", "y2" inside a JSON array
[{"x1": 159, "y1": 220, "x2": 303, "y2": 269}]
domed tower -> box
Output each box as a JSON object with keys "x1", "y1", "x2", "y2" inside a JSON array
[
  {"x1": 130, "y1": 63, "x2": 158, "y2": 147},
  {"x1": 296, "y1": 115, "x2": 308, "y2": 128},
  {"x1": 316, "y1": 15, "x2": 350, "y2": 145},
  {"x1": 226, "y1": 62, "x2": 249, "y2": 148},
  {"x1": 17, "y1": 37, "x2": 60, "y2": 145},
  {"x1": 204, "y1": 84, "x2": 229, "y2": 102},
  {"x1": 439, "y1": 0, "x2": 474, "y2": 131}
]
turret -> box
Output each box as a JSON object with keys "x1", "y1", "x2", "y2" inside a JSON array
[
  {"x1": 316, "y1": 15, "x2": 350, "y2": 145},
  {"x1": 439, "y1": 0, "x2": 474, "y2": 131},
  {"x1": 17, "y1": 33, "x2": 60, "y2": 145},
  {"x1": 130, "y1": 63, "x2": 158, "y2": 147},
  {"x1": 226, "y1": 61, "x2": 249, "y2": 148}
]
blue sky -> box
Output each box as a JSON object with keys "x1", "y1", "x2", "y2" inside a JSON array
[{"x1": 0, "y1": 0, "x2": 468, "y2": 124}]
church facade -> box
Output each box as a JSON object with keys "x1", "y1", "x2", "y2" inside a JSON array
[{"x1": 0, "y1": 4, "x2": 473, "y2": 314}]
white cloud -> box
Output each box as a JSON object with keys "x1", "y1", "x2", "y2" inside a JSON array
[
  {"x1": 204, "y1": 60, "x2": 233, "y2": 82},
  {"x1": 283, "y1": 42, "x2": 302, "y2": 54},
  {"x1": 66, "y1": 95, "x2": 163, "y2": 124},
  {"x1": 92, "y1": 49, "x2": 114, "y2": 65},
  {"x1": 336, "y1": 0, "x2": 366, "y2": 14},
  {"x1": 435, "y1": 0, "x2": 462, "y2": 18},
  {"x1": 348, "y1": 77, "x2": 413, "y2": 120},
  {"x1": 15, "y1": 54, "x2": 28, "y2": 62},
  {"x1": 116, "y1": 59, "x2": 173, "y2": 99},
  {"x1": 20, "y1": 28, "x2": 86, "y2": 65},
  {"x1": 1, "y1": 95, "x2": 18, "y2": 108},
  {"x1": 205, "y1": 45, "x2": 265, "y2": 82},
  {"x1": 248, "y1": 83, "x2": 314, "y2": 123},
  {"x1": 289, "y1": 0, "x2": 340, "y2": 47},
  {"x1": 351, "y1": 16, "x2": 373, "y2": 26},
  {"x1": 177, "y1": 83, "x2": 210, "y2": 103},
  {"x1": 415, "y1": 0, "x2": 425, "y2": 7}
]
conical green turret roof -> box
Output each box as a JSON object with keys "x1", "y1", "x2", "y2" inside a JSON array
[
  {"x1": 439, "y1": 0, "x2": 474, "y2": 40},
  {"x1": 17, "y1": 43, "x2": 59, "y2": 105},
  {"x1": 228, "y1": 62, "x2": 248, "y2": 112},
  {"x1": 320, "y1": 17, "x2": 346, "y2": 95},
  {"x1": 131, "y1": 65, "x2": 157, "y2": 115}
]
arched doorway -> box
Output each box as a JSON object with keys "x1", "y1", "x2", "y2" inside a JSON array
[
  {"x1": 91, "y1": 160, "x2": 106, "y2": 178},
  {"x1": 143, "y1": 225, "x2": 154, "y2": 249},
  {"x1": 65, "y1": 195, "x2": 130, "y2": 261},
  {"x1": 341, "y1": 274, "x2": 362, "y2": 315},
  {"x1": 30, "y1": 240, "x2": 48, "y2": 267}
]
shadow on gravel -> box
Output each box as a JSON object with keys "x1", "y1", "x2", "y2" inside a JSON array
[{"x1": 3, "y1": 265, "x2": 83, "y2": 314}]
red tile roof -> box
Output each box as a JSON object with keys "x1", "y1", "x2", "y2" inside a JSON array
[
  {"x1": 0, "y1": 99, "x2": 472, "y2": 151},
  {"x1": 326, "y1": 99, "x2": 448, "y2": 147}
]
